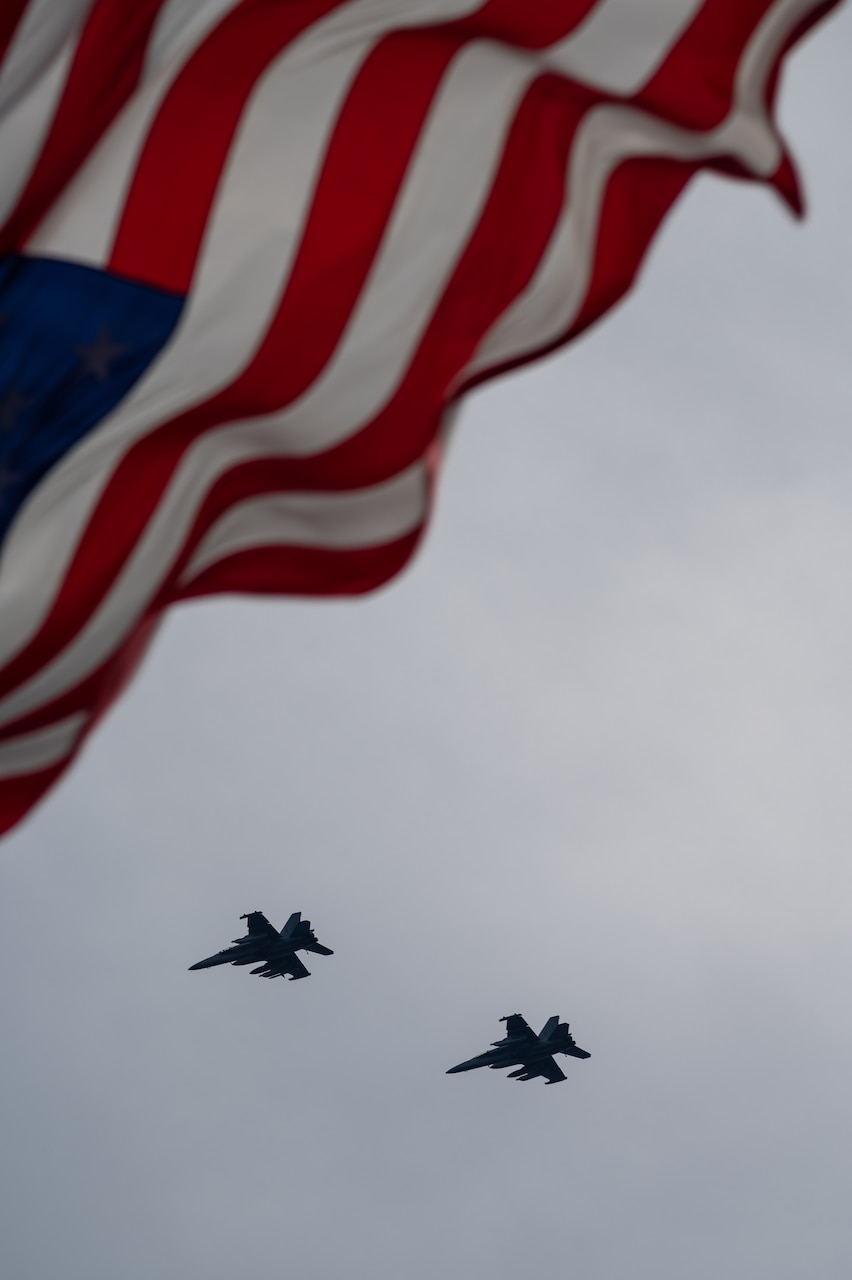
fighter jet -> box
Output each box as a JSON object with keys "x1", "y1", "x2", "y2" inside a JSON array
[
  {"x1": 447, "y1": 1013, "x2": 590, "y2": 1084},
  {"x1": 189, "y1": 911, "x2": 333, "y2": 981}
]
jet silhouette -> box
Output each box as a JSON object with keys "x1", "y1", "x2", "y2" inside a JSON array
[
  {"x1": 447, "y1": 1013, "x2": 590, "y2": 1084},
  {"x1": 189, "y1": 910, "x2": 333, "y2": 981}
]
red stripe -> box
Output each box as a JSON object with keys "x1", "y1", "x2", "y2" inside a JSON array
[
  {"x1": 194, "y1": 26, "x2": 470, "y2": 411},
  {"x1": 634, "y1": 0, "x2": 841, "y2": 135},
  {"x1": 0, "y1": 611, "x2": 160, "y2": 837},
  {"x1": 0, "y1": 2, "x2": 601, "y2": 700},
  {"x1": 109, "y1": 0, "x2": 599, "y2": 294},
  {"x1": 0, "y1": 0, "x2": 812, "y2": 694},
  {"x1": 569, "y1": 156, "x2": 695, "y2": 340},
  {"x1": 0, "y1": 527, "x2": 418, "y2": 743},
  {"x1": 0, "y1": 0, "x2": 31, "y2": 71},
  {"x1": 0, "y1": 0, "x2": 839, "y2": 837},
  {"x1": 72, "y1": 68, "x2": 588, "y2": 617},
  {"x1": 765, "y1": 0, "x2": 842, "y2": 112},
  {"x1": 0, "y1": 522, "x2": 418, "y2": 836},
  {"x1": 169, "y1": 432, "x2": 441, "y2": 602},
  {"x1": 175, "y1": 529, "x2": 424, "y2": 600},
  {"x1": 458, "y1": 0, "x2": 822, "y2": 391},
  {"x1": 0, "y1": 24, "x2": 467, "y2": 700},
  {"x1": 0, "y1": 0, "x2": 167, "y2": 253},
  {"x1": 0, "y1": 0, "x2": 802, "y2": 696},
  {"x1": 108, "y1": 0, "x2": 354, "y2": 293},
  {"x1": 439, "y1": 0, "x2": 600, "y2": 44},
  {"x1": 237, "y1": 74, "x2": 593, "y2": 493},
  {"x1": 631, "y1": 0, "x2": 778, "y2": 130},
  {"x1": 764, "y1": 0, "x2": 844, "y2": 215}
]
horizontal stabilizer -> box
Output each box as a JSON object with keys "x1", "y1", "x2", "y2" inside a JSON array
[{"x1": 305, "y1": 943, "x2": 333, "y2": 955}]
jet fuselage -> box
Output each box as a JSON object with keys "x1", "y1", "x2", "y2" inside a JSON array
[
  {"x1": 189, "y1": 911, "x2": 334, "y2": 980},
  {"x1": 447, "y1": 1015, "x2": 590, "y2": 1083},
  {"x1": 191, "y1": 935, "x2": 307, "y2": 969}
]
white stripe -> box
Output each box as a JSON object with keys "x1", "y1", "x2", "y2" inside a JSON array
[
  {"x1": 0, "y1": 38, "x2": 532, "y2": 726},
  {"x1": 545, "y1": 0, "x2": 705, "y2": 96},
  {"x1": 0, "y1": 713, "x2": 86, "y2": 779},
  {"x1": 29, "y1": 0, "x2": 483, "y2": 268},
  {"x1": 0, "y1": 0, "x2": 92, "y2": 116},
  {"x1": 212, "y1": 40, "x2": 534, "y2": 458},
  {"x1": 27, "y1": 0, "x2": 246, "y2": 263},
  {"x1": 464, "y1": 0, "x2": 814, "y2": 382},
  {"x1": 180, "y1": 463, "x2": 428, "y2": 585},
  {"x1": 735, "y1": 0, "x2": 826, "y2": 121},
  {"x1": 0, "y1": 37, "x2": 373, "y2": 661},
  {"x1": 0, "y1": 0, "x2": 485, "y2": 668},
  {"x1": 0, "y1": 0, "x2": 821, "y2": 730},
  {"x1": 0, "y1": 411, "x2": 425, "y2": 728},
  {"x1": 0, "y1": 1, "x2": 225, "y2": 244},
  {"x1": 0, "y1": 36, "x2": 75, "y2": 227},
  {"x1": 143, "y1": 0, "x2": 244, "y2": 77},
  {"x1": 0, "y1": 0, "x2": 94, "y2": 225}
]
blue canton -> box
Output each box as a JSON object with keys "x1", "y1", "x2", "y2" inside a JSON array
[{"x1": 0, "y1": 255, "x2": 184, "y2": 546}]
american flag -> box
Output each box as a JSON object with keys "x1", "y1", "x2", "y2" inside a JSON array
[{"x1": 0, "y1": 0, "x2": 839, "y2": 835}]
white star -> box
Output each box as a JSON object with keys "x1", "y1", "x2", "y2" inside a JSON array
[{"x1": 75, "y1": 326, "x2": 129, "y2": 380}]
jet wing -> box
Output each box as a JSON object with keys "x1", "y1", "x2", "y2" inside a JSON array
[
  {"x1": 250, "y1": 953, "x2": 311, "y2": 981},
  {"x1": 241, "y1": 911, "x2": 279, "y2": 938},
  {"x1": 533, "y1": 1057, "x2": 567, "y2": 1084},
  {"x1": 501, "y1": 1014, "x2": 537, "y2": 1042}
]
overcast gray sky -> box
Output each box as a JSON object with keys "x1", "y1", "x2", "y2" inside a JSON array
[{"x1": 2, "y1": 9, "x2": 851, "y2": 1280}]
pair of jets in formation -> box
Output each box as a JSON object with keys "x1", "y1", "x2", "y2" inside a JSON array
[{"x1": 190, "y1": 910, "x2": 591, "y2": 1085}]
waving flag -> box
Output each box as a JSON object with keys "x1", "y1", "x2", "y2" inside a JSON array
[{"x1": 0, "y1": 0, "x2": 840, "y2": 834}]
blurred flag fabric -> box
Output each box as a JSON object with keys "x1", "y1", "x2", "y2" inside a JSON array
[{"x1": 0, "y1": 0, "x2": 840, "y2": 834}]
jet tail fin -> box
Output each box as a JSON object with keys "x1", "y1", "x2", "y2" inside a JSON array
[
  {"x1": 280, "y1": 912, "x2": 301, "y2": 938},
  {"x1": 539, "y1": 1015, "x2": 560, "y2": 1043}
]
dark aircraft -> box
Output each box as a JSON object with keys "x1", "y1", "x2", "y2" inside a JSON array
[
  {"x1": 189, "y1": 911, "x2": 333, "y2": 981},
  {"x1": 447, "y1": 1013, "x2": 590, "y2": 1084}
]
